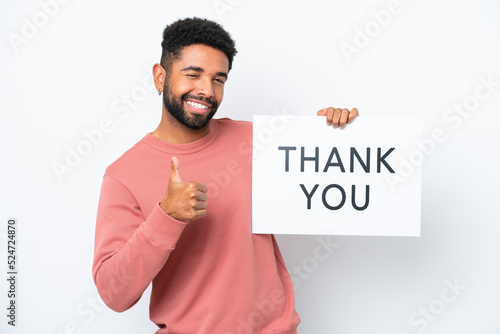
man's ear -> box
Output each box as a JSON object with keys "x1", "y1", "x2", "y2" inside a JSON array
[{"x1": 153, "y1": 63, "x2": 166, "y2": 93}]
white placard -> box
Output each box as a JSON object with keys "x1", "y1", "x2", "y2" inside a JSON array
[{"x1": 252, "y1": 116, "x2": 422, "y2": 236}]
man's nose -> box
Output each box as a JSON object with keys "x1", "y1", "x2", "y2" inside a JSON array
[{"x1": 195, "y1": 78, "x2": 214, "y2": 98}]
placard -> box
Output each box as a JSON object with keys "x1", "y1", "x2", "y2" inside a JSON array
[{"x1": 252, "y1": 116, "x2": 422, "y2": 236}]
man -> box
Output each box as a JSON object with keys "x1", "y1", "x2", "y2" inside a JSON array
[{"x1": 92, "y1": 17, "x2": 358, "y2": 333}]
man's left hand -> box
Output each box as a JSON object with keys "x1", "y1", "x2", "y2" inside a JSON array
[{"x1": 317, "y1": 107, "x2": 359, "y2": 129}]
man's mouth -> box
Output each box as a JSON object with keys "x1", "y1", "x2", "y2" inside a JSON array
[{"x1": 185, "y1": 100, "x2": 211, "y2": 114}]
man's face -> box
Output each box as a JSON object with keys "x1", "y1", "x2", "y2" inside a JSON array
[{"x1": 162, "y1": 44, "x2": 229, "y2": 130}]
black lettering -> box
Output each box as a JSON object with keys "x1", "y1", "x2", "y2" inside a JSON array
[
  {"x1": 322, "y1": 184, "x2": 346, "y2": 210},
  {"x1": 352, "y1": 185, "x2": 370, "y2": 211},
  {"x1": 300, "y1": 184, "x2": 319, "y2": 209},
  {"x1": 323, "y1": 147, "x2": 345, "y2": 173},
  {"x1": 278, "y1": 146, "x2": 296, "y2": 172},
  {"x1": 301, "y1": 147, "x2": 319, "y2": 172},
  {"x1": 377, "y1": 147, "x2": 395, "y2": 173},
  {"x1": 350, "y1": 147, "x2": 370, "y2": 173}
]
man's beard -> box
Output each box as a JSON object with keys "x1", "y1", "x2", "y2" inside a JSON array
[{"x1": 162, "y1": 82, "x2": 218, "y2": 130}]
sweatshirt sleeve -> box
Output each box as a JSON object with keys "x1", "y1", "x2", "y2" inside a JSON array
[{"x1": 92, "y1": 174, "x2": 187, "y2": 312}]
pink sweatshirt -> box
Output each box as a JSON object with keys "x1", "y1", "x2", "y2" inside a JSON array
[{"x1": 92, "y1": 118, "x2": 300, "y2": 333}]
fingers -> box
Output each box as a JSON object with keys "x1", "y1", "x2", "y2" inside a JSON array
[
  {"x1": 347, "y1": 107, "x2": 359, "y2": 124},
  {"x1": 317, "y1": 108, "x2": 328, "y2": 116},
  {"x1": 194, "y1": 182, "x2": 208, "y2": 194},
  {"x1": 184, "y1": 182, "x2": 208, "y2": 214},
  {"x1": 326, "y1": 107, "x2": 334, "y2": 126},
  {"x1": 319, "y1": 107, "x2": 359, "y2": 129},
  {"x1": 170, "y1": 156, "x2": 182, "y2": 183},
  {"x1": 193, "y1": 183, "x2": 208, "y2": 208},
  {"x1": 194, "y1": 188, "x2": 208, "y2": 202},
  {"x1": 339, "y1": 108, "x2": 350, "y2": 129},
  {"x1": 162, "y1": 157, "x2": 209, "y2": 222},
  {"x1": 194, "y1": 199, "x2": 207, "y2": 210},
  {"x1": 162, "y1": 182, "x2": 209, "y2": 222},
  {"x1": 331, "y1": 108, "x2": 342, "y2": 128},
  {"x1": 326, "y1": 107, "x2": 342, "y2": 128},
  {"x1": 188, "y1": 184, "x2": 208, "y2": 220},
  {"x1": 193, "y1": 209, "x2": 207, "y2": 220}
]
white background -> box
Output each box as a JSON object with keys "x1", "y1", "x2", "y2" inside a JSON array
[{"x1": 1, "y1": 0, "x2": 499, "y2": 333}]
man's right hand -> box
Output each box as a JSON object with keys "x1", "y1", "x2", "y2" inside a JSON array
[{"x1": 160, "y1": 157, "x2": 208, "y2": 222}]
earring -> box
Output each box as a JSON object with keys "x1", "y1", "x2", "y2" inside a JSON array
[{"x1": 158, "y1": 90, "x2": 162, "y2": 95}]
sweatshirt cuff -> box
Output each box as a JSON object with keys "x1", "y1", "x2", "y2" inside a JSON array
[{"x1": 140, "y1": 203, "x2": 188, "y2": 249}]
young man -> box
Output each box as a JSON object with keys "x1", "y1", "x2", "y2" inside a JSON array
[{"x1": 92, "y1": 18, "x2": 358, "y2": 333}]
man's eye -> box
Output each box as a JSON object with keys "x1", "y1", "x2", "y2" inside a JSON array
[
  {"x1": 187, "y1": 74, "x2": 198, "y2": 78},
  {"x1": 215, "y1": 78, "x2": 225, "y2": 84}
]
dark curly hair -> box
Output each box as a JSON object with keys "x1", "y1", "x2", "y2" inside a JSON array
[{"x1": 160, "y1": 17, "x2": 237, "y2": 74}]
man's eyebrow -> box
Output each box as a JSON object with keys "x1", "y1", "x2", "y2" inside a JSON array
[
  {"x1": 181, "y1": 66, "x2": 228, "y2": 78},
  {"x1": 181, "y1": 66, "x2": 204, "y2": 72},
  {"x1": 216, "y1": 72, "x2": 228, "y2": 79}
]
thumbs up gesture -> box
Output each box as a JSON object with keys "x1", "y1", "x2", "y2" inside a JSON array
[{"x1": 160, "y1": 157, "x2": 208, "y2": 222}]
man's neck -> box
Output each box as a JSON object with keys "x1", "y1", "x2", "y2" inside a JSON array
[{"x1": 152, "y1": 109, "x2": 210, "y2": 144}]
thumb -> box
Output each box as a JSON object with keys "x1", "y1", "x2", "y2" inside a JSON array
[
  {"x1": 317, "y1": 108, "x2": 328, "y2": 116},
  {"x1": 170, "y1": 156, "x2": 182, "y2": 183}
]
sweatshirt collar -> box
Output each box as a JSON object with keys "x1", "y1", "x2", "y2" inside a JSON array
[{"x1": 142, "y1": 119, "x2": 219, "y2": 155}]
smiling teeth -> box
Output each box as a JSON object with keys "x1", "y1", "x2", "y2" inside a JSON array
[{"x1": 186, "y1": 101, "x2": 208, "y2": 109}]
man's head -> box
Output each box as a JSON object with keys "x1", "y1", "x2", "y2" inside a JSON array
[
  {"x1": 160, "y1": 17, "x2": 237, "y2": 74},
  {"x1": 157, "y1": 18, "x2": 237, "y2": 131}
]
